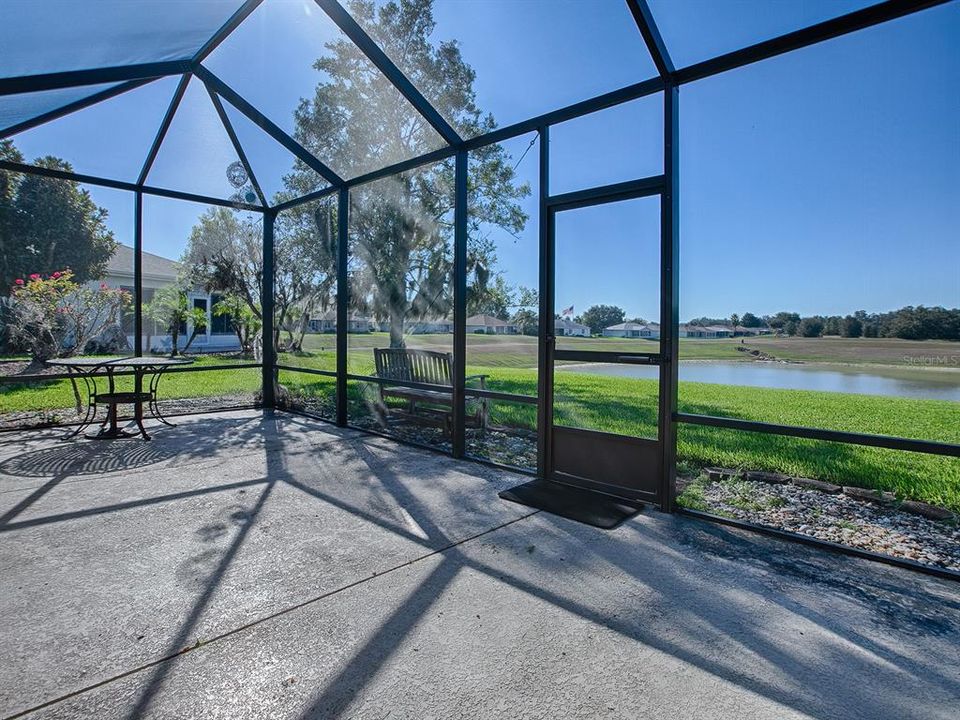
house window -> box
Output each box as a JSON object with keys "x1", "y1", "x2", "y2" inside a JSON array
[
  {"x1": 193, "y1": 298, "x2": 208, "y2": 335},
  {"x1": 209, "y1": 294, "x2": 232, "y2": 335}
]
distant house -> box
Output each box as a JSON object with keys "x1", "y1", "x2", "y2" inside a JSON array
[
  {"x1": 407, "y1": 318, "x2": 453, "y2": 334},
  {"x1": 103, "y1": 244, "x2": 240, "y2": 353},
  {"x1": 679, "y1": 324, "x2": 730, "y2": 338},
  {"x1": 466, "y1": 314, "x2": 516, "y2": 334},
  {"x1": 704, "y1": 325, "x2": 734, "y2": 338},
  {"x1": 678, "y1": 324, "x2": 770, "y2": 338},
  {"x1": 309, "y1": 310, "x2": 373, "y2": 333},
  {"x1": 307, "y1": 309, "x2": 336, "y2": 333},
  {"x1": 602, "y1": 322, "x2": 660, "y2": 339},
  {"x1": 733, "y1": 325, "x2": 771, "y2": 337},
  {"x1": 678, "y1": 324, "x2": 705, "y2": 338},
  {"x1": 555, "y1": 318, "x2": 590, "y2": 337}
]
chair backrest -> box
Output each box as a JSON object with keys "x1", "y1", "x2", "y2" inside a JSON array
[{"x1": 374, "y1": 348, "x2": 453, "y2": 386}]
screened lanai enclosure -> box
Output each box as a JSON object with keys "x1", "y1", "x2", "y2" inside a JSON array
[
  {"x1": 2, "y1": 1, "x2": 960, "y2": 718},
  {"x1": 1, "y1": 0, "x2": 959, "y2": 566}
]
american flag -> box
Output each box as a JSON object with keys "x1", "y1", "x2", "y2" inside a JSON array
[{"x1": 561, "y1": 305, "x2": 574, "y2": 316}]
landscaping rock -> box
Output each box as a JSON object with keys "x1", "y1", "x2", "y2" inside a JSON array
[
  {"x1": 83, "y1": 322, "x2": 130, "y2": 355},
  {"x1": 899, "y1": 500, "x2": 955, "y2": 522},
  {"x1": 679, "y1": 474, "x2": 960, "y2": 571},
  {"x1": 746, "y1": 470, "x2": 789, "y2": 484},
  {"x1": 706, "y1": 467, "x2": 738, "y2": 482},
  {"x1": 791, "y1": 476, "x2": 841, "y2": 494},
  {"x1": 842, "y1": 486, "x2": 896, "y2": 505}
]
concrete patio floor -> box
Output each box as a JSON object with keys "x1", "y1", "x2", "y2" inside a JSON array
[{"x1": 1, "y1": 409, "x2": 958, "y2": 719}]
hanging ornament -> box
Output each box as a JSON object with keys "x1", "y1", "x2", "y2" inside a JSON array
[{"x1": 226, "y1": 160, "x2": 248, "y2": 189}]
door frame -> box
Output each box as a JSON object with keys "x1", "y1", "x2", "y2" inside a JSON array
[{"x1": 536, "y1": 161, "x2": 674, "y2": 506}]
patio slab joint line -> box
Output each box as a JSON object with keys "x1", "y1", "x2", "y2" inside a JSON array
[{"x1": 3, "y1": 508, "x2": 541, "y2": 720}]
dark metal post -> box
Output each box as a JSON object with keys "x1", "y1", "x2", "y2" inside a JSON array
[
  {"x1": 336, "y1": 188, "x2": 349, "y2": 426},
  {"x1": 536, "y1": 127, "x2": 552, "y2": 478},
  {"x1": 452, "y1": 151, "x2": 468, "y2": 457},
  {"x1": 261, "y1": 209, "x2": 276, "y2": 408},
  {"x1": 133, "y1": 190, "x2": 143, "y2": 357},
  {"x1": 658, "y1": 84, "x2": 680, "y2": 511}
]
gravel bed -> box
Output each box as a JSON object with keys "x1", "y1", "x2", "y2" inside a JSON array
[
  {"x1": 0, "y1": 360, "x2": 62, "y2": 378},
  {"x1": 681, "y1": 475, "x2": 960, "y2": 571}
]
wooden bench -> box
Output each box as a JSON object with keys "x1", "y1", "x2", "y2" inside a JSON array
[{"x1": 373, "y1": 348, "x2": 489, "y2": 435}]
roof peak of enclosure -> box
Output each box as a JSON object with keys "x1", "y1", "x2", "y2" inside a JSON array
[{"x1": 0, "y1": 0, "x2": 951, "y2": 210}]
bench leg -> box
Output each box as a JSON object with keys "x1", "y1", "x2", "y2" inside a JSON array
[{"x1": 374, "y1": 393, "x2": 389, "y2": 429}]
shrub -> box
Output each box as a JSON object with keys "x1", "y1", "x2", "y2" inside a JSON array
[{"x1": 6, "y1": 270, "x2": 130, "y2": 362}]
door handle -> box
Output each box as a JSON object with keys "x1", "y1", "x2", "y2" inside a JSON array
[{"x1": 617, "y1": 355, "x2": 657, "y2": 364}]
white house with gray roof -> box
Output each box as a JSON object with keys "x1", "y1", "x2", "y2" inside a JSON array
[
  {"x1": 602, "y1": 322, "x2": 660, "y2": 339},
  {"x1": 102, "y1": 244, "x2": 240, "y2": 353}
]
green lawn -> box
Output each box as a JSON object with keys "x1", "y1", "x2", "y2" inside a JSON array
[
  {"x1": 3, "y1": 336, "x2": 959, "y2": 511},
  {"x1": 273, "y1": 357, "x2": 959, "y2": 511},
  {"x1": 294, "y1": 331, "x2": 960, "y2": 368},
  {"x1": 0, "y1": 356, "x2": 260, "y2": 415}
]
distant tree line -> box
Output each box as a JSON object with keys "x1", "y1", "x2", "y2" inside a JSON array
[
  {"x1": 519, "y1": 304, "x2": 960, "y2": 341},
  {"x1": 733, "y1": 307, "x2": 958, "y2": 340}
]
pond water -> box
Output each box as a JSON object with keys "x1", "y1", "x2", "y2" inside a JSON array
[{"x1": 556, "y1": 360, "x2": 960, "y2": 402}]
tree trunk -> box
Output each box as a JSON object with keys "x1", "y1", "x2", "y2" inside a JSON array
[
  {"x1": 182, "y1": 328, "x2": 200, "y2": 353},
  {"x1": 169, "y1": 326, "x2": 180, "y2": 357},
  {"x1": 389, "y1": 305, "x2": 406, "y2": 349},
  {"x1": 291, "y1": 310, "x2": 311, "y2": 352}
]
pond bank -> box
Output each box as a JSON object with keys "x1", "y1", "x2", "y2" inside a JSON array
[{"x1": 557, "y1": 359, "x2": 960, "y2": 401}]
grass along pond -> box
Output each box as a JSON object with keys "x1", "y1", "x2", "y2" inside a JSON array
[
  {"x1": 559, "y1": 360, "x2": 960, "y2": 401},
  {"x1": 2, "y1": 335, "x2": 958, "y2": 511}
]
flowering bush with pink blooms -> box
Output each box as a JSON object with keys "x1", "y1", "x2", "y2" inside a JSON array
[{"x1": 6, "y1": 270, "x2": 131, "y2": 362}]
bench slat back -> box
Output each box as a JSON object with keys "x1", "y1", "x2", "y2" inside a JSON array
[{"x1": 374, "y1": 348, "x2": 453, "y2": 386}]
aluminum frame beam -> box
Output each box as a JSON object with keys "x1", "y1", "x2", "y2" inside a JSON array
[
  {"x1": 676, "y1": 413, "x2": 960, "y2": 458},
  {"x1": 313, "y1": 0, "x2": 462, "y2": 147},
  {"x1": 207, "y1": 83, "x2": 268, "y2": 207},
  {"x1": 194, "y1": 65, "x2": 344, "y2": 187},
  {"x1": 0, "y1": 77, "x2": 159, "y2": 138},
  {"x1": 138, "y1": 74, "x2": 191, "y2": 186},
  {"x1": 673, "y1": 0, "x2": 951, "y2": 85},
  {"x1": 0, "y1": 61, "x2": 191, "y2": 96},
  {"x1": 626, "y1": 0, "x2": 675, "y2": 77},
  {"x1": 0, "y1": 159, "x2": 263, "y2": 211},
  {"x1": 192, "y1": 0, "x2": 265, "y2": 65}
]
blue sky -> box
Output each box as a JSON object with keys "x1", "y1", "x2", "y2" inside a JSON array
[{"x1": 7, "y1": 0, "x2": 958, "y2": 321}]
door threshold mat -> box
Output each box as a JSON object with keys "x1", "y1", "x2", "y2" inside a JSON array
[{"x1": 499, "y1": 478, "x2": 642, "y2": 529}]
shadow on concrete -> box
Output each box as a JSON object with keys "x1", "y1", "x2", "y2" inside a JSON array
[
  {"x1": 6, "y1": 410, "x2": 959, "y2": 720},
  {"x1": 0, "y1": 413, "x2": 270, "y2": 532},
  {"x1": 285, "y1": 419, "x2": 960, "y2": 720}
]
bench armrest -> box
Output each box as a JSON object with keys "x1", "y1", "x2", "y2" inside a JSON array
[{"x1": 464, "y1": 374, "x2": 488, "y2": 388}]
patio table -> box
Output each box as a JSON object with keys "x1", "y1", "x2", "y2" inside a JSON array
[{"x1": 46, "y1": 356, "x2": 193, "y2": 440}]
